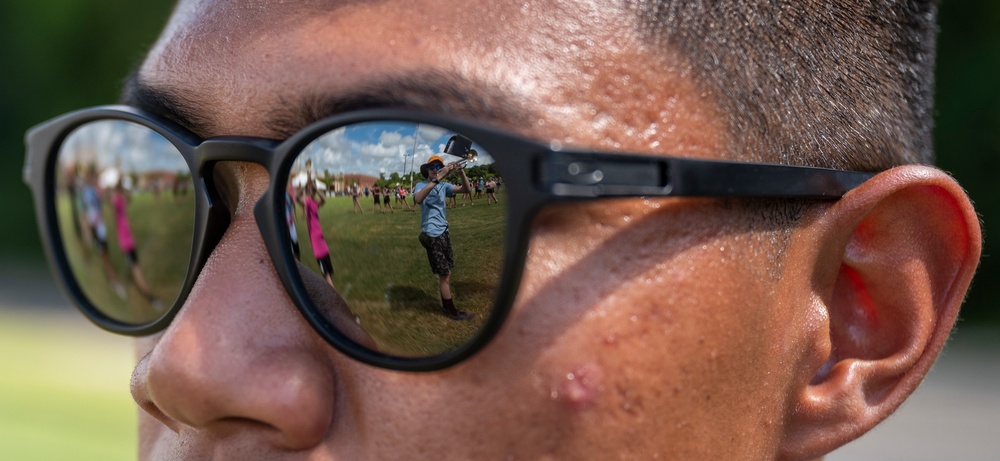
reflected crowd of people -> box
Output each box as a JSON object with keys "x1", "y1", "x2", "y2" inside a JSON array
[
  {"x1": 285, "y1": 158, "x2": 505, "y2": 321},
  {"x1": 294, "y1": 173, "x2": 504, "y2": 215},
  {"x1": 63, "y1": 162, "x2": 191, "y2": 309}
]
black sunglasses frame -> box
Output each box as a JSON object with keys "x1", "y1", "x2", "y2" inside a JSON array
[{"x1": 24, "y1": 105, "x2": 875, "y2": 371}]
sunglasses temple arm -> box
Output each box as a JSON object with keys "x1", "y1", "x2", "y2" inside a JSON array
[{"x1": 538, "y1": 152, "x2": 875, "y2": 199}]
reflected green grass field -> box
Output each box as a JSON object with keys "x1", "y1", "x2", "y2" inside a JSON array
[
  {"x1": 58, "y1": 186, "x2": 508, "y2": 358},
  {"x1": 292, "y1": 193, "x2": 506, "y2": 356},
  {"x1": 0, "y1": 308, "x2": 135, "y2": 461}
]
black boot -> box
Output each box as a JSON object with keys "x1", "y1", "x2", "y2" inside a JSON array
[{"x1": 442, "y1": 297, "x2": 473, "y2": 321}]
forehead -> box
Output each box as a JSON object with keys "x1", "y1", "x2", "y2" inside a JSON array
[{"x1": 138, "y1": 0, "x2": 725, "y2": 157}]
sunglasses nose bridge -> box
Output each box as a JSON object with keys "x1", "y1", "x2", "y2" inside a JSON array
[
  {"x1": 189, "y1": 137, "x2": 286, "y2": 299},
  {"x1": 198, "y1": 137, "x2": 280, "y2": 168}
]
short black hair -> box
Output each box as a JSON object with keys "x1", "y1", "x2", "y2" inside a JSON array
[
  {"x1": 628, "y1": 0, "x2": 938, "y2": 171},
  {"x1": 625, "y1": 1, "x2": 941, "y2": 275}
]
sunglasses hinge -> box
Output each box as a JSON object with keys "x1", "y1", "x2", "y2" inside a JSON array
[{"x1": 539, "y1": 152, "x2": 672, "y2": 198}]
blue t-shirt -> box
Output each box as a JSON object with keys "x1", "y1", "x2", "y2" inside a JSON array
[{"x1": 416, "y1": 181, "x2": 454, "y2": 237}]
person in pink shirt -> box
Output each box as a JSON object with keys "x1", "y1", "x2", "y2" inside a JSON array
[
  {"x1": 299, "y1": 180, "x2": 335, "y2": 288},
  {"x1": 112, "y1": 178, "x2": 159, "y2": 306},
  {"x1": 397, "y1": 185, "x2": 413, "y2": 211}
]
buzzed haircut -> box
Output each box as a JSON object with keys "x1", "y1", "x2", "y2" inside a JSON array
[{"x1": 628, "y1": 0, "x2": 938, "y2": 171}]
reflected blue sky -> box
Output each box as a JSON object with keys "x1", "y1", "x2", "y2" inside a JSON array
[
  {"x1": 59, "y1": 120, "x2": 188, "y2": 177},
  {"x1": 56, "y1": 120, "x2": 497, "y2": 186},
  {"x1": 294, "y1": 121, "x2": 494, "y2": 178}
]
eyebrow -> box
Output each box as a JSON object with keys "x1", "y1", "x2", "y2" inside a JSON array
[
  {"x1": 119, "y1": 71, "x2": 535, "y2": 139},
  {"x1": 119, "y1": 73, "x2": 214, "y2": 135}
]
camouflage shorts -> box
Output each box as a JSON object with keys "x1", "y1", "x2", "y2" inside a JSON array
[{"x1": 419, "y1": 230, "x2": 454, "y2": 276}]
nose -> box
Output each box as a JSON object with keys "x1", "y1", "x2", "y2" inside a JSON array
[{"x1": 130, "y1": 166, "x2": 337, "y2": 450}]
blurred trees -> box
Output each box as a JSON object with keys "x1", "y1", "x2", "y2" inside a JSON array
[
  {"x1": 0, "y1": 0, "x2": 175, "y2": 259},
  {"x1": 935, "y1": 2, "x2": 1000, "y2": 323},
  {"x1": 0, "y1": 1, "x2": 996, "y2": 322}
]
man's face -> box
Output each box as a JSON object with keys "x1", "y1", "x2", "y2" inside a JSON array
[{"x1": 130, "y1": 1, "x2": 815, "y2": 459}]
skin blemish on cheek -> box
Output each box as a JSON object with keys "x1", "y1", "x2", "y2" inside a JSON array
[{"x1": 550, "y1": 365, "x2": 604, "y2": 410}]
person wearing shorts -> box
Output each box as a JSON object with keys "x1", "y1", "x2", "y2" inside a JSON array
[
  {"x1": 372, "y1": 185, "x2": 382, "y2": 213},
  {"x1": 382, "y1": 187, "x2": 393, "y2": 213},
  {"x1": 414, "y1": 155, "x2": 474, "y2": 321},
  {"x1": 485, "y1": 178, "x2": 498, "y2": 205},
  {"x1": 112, "y1": 178, "x2": 158, "y2": 305},
  {"x1": 300, "y1": 180, "x2": 335, "y2": 288},
  {"x1": 398, "y1": 186, "x2": 413, "y2": 211},
  {"x1": 82, "y1": 167, "x2": 125, "y2": 297},
  {"x1": 351, "y1": 183, "x2": 363, "y2": 214},
  {"x1": 285, "y1": 186, "x2": 302, "y2": 259}
]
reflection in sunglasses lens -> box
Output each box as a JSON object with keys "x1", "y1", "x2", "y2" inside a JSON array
[
  {"x1": 55, "y1": 120, "x2": 194, "y2": 325},
  {"x1": 287, "y1": 121, "x2": 505, "y2": 358}
]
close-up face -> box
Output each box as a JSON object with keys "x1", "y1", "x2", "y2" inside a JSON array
[
  {"x1": 126, "y1": 1, "x2": 805, "y2": 460},
  {"x1": 20, "y1": 1, "x2": 964, "y2": 460}
]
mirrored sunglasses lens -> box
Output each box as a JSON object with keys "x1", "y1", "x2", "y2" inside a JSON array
[
  {"x1": 54, "y1": 120, "x2": 194, "y2": 325},
  {"x1": 286, "y1": 121, "x2": 505, "y2": 358}
]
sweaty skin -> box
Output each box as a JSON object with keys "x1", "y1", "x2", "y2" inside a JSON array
[{"x1": 122, "y1": 1, "x2": 985, "y2": 460}]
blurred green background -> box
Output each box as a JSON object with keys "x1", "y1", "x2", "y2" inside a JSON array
[{"x1": 2, "y1": 1, "x2": 997, "y2": 322}]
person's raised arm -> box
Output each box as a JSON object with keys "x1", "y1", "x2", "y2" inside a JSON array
[
  {"x1": 440, "y1": 162, "x2": 471, "y2": 195},
  {"x1": 414, "y1": 179, "x2": 436, "y2": 205},
  {"x1": 453, "y1": 168, "x2": 472, "y2": 195}
]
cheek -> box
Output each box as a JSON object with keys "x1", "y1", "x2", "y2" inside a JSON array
[
  {"x1": 513, "y1": 205, "x2": 789, "y2": 445},
  {"x1": 549, "y1": 364, "x2": 604, "y2": 410},
  {"x1": 347, "y1": 202, "x2": 793, "y2": 459}
]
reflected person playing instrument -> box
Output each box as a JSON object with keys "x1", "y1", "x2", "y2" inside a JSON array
[
  {"x1": 284, "y1": 121, "x2": 499, "y2": 357},
  {"x1": 414, "y1": 155, "x2": 475, "y2": 321}
]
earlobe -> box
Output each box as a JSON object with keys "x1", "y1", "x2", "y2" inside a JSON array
[{"x1": 778, "y1": 165, "x2": 982, "y2": 461}]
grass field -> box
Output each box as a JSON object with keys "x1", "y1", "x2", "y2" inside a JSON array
[
  {"x1": 292, "y1": 192, "x2": 506, "y2": 356},
  {"x1": 58, "y1": 190, "x2": 193, "y2": 325},
  {"x1": 0, "y1": 307, "x2": 136, "y2": 461}
]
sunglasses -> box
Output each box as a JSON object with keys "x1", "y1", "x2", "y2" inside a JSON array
[{"x1": 23, "y1": 106, "x2": 874, "y2": 371}]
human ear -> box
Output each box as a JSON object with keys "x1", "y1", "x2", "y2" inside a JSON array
[{"x1": 777, "y1": 165, "x2": 982, "y2": 460}]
